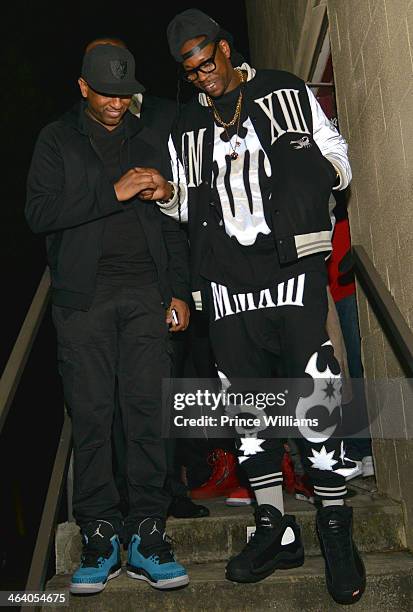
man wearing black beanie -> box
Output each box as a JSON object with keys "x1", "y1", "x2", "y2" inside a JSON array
[{"x1": 136, "y1": 8, "x2": 366, "y2": 606}]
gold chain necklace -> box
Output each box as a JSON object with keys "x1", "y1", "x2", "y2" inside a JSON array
[
  {"x1": 206, "y1": 69, "x2": 246, "y2": 160},
  {"x1": 207, "y1": 91, "x2": 242, "y2": 127}
]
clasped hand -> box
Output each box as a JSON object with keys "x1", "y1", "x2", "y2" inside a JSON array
[{"x1": 114, "y1": 167, "x2": 171, "y2": 202}]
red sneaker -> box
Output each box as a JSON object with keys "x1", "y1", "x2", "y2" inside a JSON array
[
  {"x1": 282, "y1": 450, "x2": 315, "y2": 504},
  {"x1": 190, "y1": 449, "x2": 240, "y2": 500},
  {"x1": 281, "y1": 451, "x2": 296, "y2": 495},
  {"x1": 294, "y1": 474, "x2": 315, "y2": 504},
  {"x1": 225, "y1": 486, "x2": 255, "y2": 506}
]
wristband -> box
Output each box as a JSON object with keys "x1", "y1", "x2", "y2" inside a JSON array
[{"x1": 158, "y1": 182, "x2": 175, "y2": 204}]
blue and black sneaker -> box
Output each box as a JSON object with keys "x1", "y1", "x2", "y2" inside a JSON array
[
  {"x1": 127, "y1": 517, "x2": 189, "y2": 590},
  {"x1": 70, "y1": 520, "x2": 121, "y2": 594}
]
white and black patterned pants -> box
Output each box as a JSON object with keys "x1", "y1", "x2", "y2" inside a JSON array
[{"x1": 206, "y1": 259, "x2": 352, "y2": 501}]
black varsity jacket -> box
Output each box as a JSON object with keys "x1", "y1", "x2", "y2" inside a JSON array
[{"x1": 160, "y1": 66, "x2": 351, "y2": 292}]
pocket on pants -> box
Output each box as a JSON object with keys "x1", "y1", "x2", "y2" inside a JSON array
[
  {"x1": 75, "y1": 441, "x2": 113, "y2": 494},
  {"x1": 127, "y1": 439, "x2": 167, "y2": 488},
  {"x1": 56, "y1": 344, "x2": 76, "y2": 413}
]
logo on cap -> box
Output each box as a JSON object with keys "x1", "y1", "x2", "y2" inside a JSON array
[{"x1": 110, "y1": 60, "x2": 127, "y2": 80}]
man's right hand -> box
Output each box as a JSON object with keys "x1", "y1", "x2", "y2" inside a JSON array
[
  {"x1": 114, "y1": 168, "x2": 157, "y2": 202},
  {"x1": 114, "y1": 167, "x2": 174, "y2": 202}
]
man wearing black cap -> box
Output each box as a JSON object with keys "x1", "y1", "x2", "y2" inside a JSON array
[
  {"x1": 26, "y1": 44, "x2": 190, "y2": 594},
  {"x1": 82, "y1": 36, "x2": 212, "y2": 524},
  {"x1": 136, "y1": 8, "x2": 365, "y2": 606}
]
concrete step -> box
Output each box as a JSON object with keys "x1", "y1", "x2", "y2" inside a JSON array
[
  {"x1": 56, "y1": 489, "x2": 406, "y2": 573},
  {"x1": 47, "y1": 551, "x2": 413, "y2": 611}
]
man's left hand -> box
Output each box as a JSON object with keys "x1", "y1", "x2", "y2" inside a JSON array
[
  {"x1": 134, "y1": 167, "x2": 172, "y2": 201},
  {"x1": 166, "y1": 298, "x2": 190, "y2": 332}
]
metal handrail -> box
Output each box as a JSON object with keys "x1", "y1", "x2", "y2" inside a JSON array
[
  {"x1": 0, "y1": 265, "x2": 72, "y2": 603},
  {"x1": 25, "y1": 411, "x2": 72, "y2": 595},
  {"x1": 0, "y1": 267, "x2": 51, "y2": 434},
  {"x1": 306, "y1": 81, "x2": 334, "y2": 87},
  {"x1": 353, "y1": 245, "x2": 413, "y2": 376}
]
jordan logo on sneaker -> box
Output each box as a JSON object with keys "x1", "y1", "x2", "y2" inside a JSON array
[
  {"x1": 92, "y1": 524, "x2": 105, "y2": 539},
  {"x1": 150, "y1": 521, "x2": 160, "y2": 536}
]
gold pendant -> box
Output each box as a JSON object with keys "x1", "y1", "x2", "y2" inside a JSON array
[{"x1": 230, "y1": 151, "x2": 238, "y2": 160}]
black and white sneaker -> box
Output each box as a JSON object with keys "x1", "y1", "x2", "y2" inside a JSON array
[
  {"x1": 316, "y1": 505, "x2": 366, "y2": 605},
  {"x1": 225, "y1": 504, "x2": 304, "y2": 583}
]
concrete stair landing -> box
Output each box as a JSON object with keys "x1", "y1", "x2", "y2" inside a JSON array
[{"x1": 46, "y1": 482, "x2": 413, "y2": 611}]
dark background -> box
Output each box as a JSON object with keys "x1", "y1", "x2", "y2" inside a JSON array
[{"x1": 0, "y1": 1, "x2": 250, "y2": 590}]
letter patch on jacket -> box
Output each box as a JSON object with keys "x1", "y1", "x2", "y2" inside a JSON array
[
  {"x1": 182, "y1": 128, "x2": 206, "y2": 187},
  {"x1": 254, "y1": 89, "x2": 310, "y2": 145}
]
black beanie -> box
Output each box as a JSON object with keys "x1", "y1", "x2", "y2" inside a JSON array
[
  {"x1": 167, "y1": 8, "x2": 245, "y2": 67},
  {"x1": 167, "y1": 8, "x2": 220, "y2": 62}
]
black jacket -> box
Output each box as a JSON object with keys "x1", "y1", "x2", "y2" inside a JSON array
[
  {"x1": 171, "y1": 69, "x2": 339, "y2": 291},
  {"x1": 26, "y1": 102, "x2": 190, "y2": 310}
]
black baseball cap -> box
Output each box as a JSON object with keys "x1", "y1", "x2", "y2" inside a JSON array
[
  {"x1": 81, "y1": 44, "x2": 145, "y2": 96},
  {"x1": 167, "y1": 9, "x2": 220, "y2": 62}
]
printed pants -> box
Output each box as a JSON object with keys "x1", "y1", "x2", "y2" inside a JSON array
[{"x1": 207, "y1": 260, "x2": 354, "y2": 501}]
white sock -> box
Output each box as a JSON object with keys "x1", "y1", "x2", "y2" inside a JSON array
[
  {"x1": 254, "y1": 485, "x2": 284, "y2": 515},
  {"x1": 322, "y1": 498, "x2": 345, "y2": 507}
]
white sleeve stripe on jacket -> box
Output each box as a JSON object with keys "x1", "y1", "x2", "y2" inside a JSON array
[
  {"x1": 306, "y1": 85, "x2": 352, "y2": 191},
  {"x1": 157, "y1": 135, "x2": 189, "y2": 222}
]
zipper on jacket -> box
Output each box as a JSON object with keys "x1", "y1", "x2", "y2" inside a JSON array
[{"x1": 88, "y1": 134, "x2": 110, "y2": 294}]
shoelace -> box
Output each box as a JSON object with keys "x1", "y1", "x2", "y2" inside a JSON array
[
  {"x1": 81, "y1": 542, "x2": 112, "y2": 567},
  {"x1": 207, "y1": 450, "x2": 218, "y2": 467},
  {"x1": 206, "y1": 450, "x2": 223, "y2": 479},
  {"x1": 244, "y1": 524, "x2": 273, "y2": 554},
  {"x1": 322, "y1": 518, "x2": 353, "y2": 565},
  {"x1": 139, "y1": 534, "x2": 176, "y2": 564}
]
